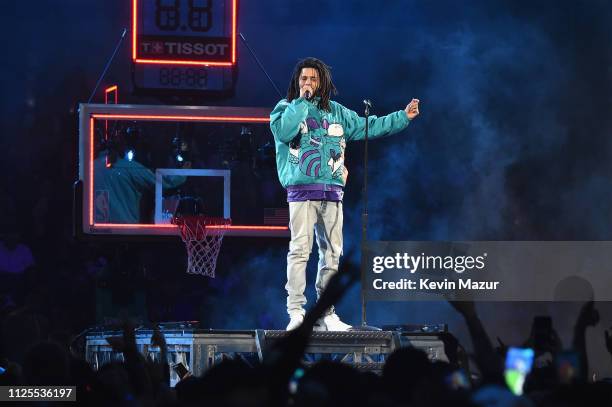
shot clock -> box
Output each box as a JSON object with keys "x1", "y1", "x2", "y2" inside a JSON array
[{"x1": 131, "y1": 0, "x2": 237, "y2": 94}]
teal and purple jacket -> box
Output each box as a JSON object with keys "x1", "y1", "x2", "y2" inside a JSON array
[{"x1": 270, "y1": 97, "x2": 411, "y2": 201}]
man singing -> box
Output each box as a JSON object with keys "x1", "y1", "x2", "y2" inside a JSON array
[{"x1": 270, "y1": 57, "x2": 420, "y2": 331}]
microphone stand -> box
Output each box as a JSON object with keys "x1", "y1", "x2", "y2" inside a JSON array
[{"x1": 357, "y1": 99, "x2": 381, "y2": 331}]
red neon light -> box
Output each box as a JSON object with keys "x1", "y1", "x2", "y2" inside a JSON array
[
  {"x1": 92, "y1": 114, "x2": 269, "y2": 123},
  {"x1": 89, "y1": 118, "x2": 94, "y2": 226},
  {"x1": 228, "y1": 227, "x2": 287, "y2": 231},
  {"x1": 212, "y1": 225, "x2": 287, "y2": 230},
  {"x1": 91, "y1": 223, "x2": 287, "y2": 231},
  {"x1": 232, "y1": 0, "x2": 237, "y2": 63},
  {"x1": 88, "y1": 114, "x2": 284, "y2": 233},
  {"x1": 103, "y1": 86, "x2": 118, "y2": 147},
  {"x1": 94, "y1": 224, "x2": 175, "y2": 229},
  {"x1": 135, "y1": 59, "x2": 233, "y2": 67},
  {"x1": 104, "y1": 85, "x2": 118, "y2": 104},
  {"x1": 132, "y1": 0, "x2": 137, "y2": 60},
  {"x1": 132, "y1": 0, "x2": 237, "y2": 67}
]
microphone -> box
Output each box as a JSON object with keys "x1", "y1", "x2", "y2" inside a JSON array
[
  {"x1": 363, "y1": 99, "x2": 372, "y2": 108},
  {"x1": 304, "y1": 90, "x2": 312, "y2": 100}
]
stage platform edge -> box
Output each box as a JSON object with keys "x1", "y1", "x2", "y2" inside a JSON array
[{"x1": 84, "y1": 325, "x2": 448, "y2": 385}]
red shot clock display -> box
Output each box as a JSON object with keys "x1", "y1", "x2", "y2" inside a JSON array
[{"x1": 131, "y1": 0, "x2": 237, "y2": 93}]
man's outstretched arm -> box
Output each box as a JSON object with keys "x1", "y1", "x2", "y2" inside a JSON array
[{"x1": 342, "y1": 98, "x2": 420, "y2": 141}]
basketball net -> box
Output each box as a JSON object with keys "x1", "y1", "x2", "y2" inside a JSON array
[{"x1": 172, "y1": 216, "x2": 231, "y2": 277}]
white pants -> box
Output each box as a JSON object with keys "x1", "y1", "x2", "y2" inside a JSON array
[{"x1": 286, "y1": 200, "x2": 343, "y2": 316}]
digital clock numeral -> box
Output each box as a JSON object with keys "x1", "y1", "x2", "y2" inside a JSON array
[
  {"x1": 154, "y1": 0, "x2": 213, "y2": 32},
  {"x1": 185, "y1": 68, "x2": 197, "y2": 86},
  {"x1": 156, "y1": 0, "x2": 180, "y2": 31},
  {"x1": 159, "y1": 68, "x2": 208, "y2": 88},
  {"x1": 188, "y1": 0, "x2": 212, "y2": 32}
]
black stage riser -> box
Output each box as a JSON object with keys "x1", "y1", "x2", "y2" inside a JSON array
[{"x1": 85, "y1": 327, "x2": 448, "y2": 384}]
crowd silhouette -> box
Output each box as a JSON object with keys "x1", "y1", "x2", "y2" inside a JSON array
[{"x1": 1, "y1": 260, "x2": 611, "y2": 406}]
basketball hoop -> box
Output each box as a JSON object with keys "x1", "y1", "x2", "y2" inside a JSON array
[{"x1": 172, "y1": 215, "x2": 231, "y2": 277}]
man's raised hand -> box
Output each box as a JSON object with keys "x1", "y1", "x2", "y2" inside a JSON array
[
  {"x1": 300, "y1": 85, "x2": 314, "y2": 100},
  {"x1": 405, "y1": 98, "x2": 420, "y2": 120}
]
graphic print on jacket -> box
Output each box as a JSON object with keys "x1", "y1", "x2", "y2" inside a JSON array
[{"x1": 290, "y1": 116, "x2": 345, "y2": 180}]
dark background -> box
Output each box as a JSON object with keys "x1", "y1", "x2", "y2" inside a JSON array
[{"x1": 1, "y1": 0, "x2": 611, "y2": 377}]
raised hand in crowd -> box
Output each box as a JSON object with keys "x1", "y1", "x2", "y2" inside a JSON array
[
  {"x1": 449, "y1": 300, "x2": 503, "y2": 385},
  {"x1": 605, "y1": 327, "x2": 612, "y2": 359},
  {"x1": 573, "y1": 301, "x2": 600, "y2": 382}
]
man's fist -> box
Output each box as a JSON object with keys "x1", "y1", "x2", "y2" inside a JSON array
[
  {"x1": 405, "y1": 98, "x2": 420, "y2": 120},
  {"x1": 300, "y1": 85, "x2": 314, "y2": 100}
]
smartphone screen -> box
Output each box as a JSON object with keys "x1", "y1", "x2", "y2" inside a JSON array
[
  {"x1": 173, "y1": 362, "x2": 189, "y2": 379},
  {"x1": 505, "y1": 347, "x2": 534, "y2": 395}
]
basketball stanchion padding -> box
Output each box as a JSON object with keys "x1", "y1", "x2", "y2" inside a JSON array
[{"x1": 172, "y1": 215, "x2": 231, "y2": 277}]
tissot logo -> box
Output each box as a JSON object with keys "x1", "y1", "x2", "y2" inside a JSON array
[
  {"x1": 140, "y1": 41, "x2": 229, "y2": 56},
  {"x1": 137, "y1": 36, "x2": 232, "y2": 61}
]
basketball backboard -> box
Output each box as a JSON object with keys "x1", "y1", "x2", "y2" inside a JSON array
[{"x1": 77, "y1": 103, "x2": 289, "y2": 237}]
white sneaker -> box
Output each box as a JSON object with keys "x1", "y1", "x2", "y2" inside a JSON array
[
  {"x1": 313, "y1": 318, "x2": 327, "y2": 332},
  {"x1": 322, "y1": 313, "x2": 352, "y2": 331},
  {"x1": 286, "y1": 314, "x2": 304, "y2": 331}
]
